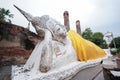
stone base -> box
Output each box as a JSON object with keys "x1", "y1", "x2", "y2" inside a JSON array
[{"x1": 11, "y1": 57, "x2": 107, "y2": 80}]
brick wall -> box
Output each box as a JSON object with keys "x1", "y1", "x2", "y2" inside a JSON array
[{"x1": 0, "y1": 22, "x2": 40, "y2": 66}]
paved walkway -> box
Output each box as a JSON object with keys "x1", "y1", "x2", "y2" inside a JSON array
[{"x1": 71, "y1": 64, "x2": 104, "y2": 80}]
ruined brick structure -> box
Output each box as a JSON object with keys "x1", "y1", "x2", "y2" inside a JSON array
[
  {"x1": 63, "y1": 11, "x2": 70, "y2": 32},
  {"x1": 0, "y1": 22, "x2": 39, "y2": 66},
  {"x1": 76, "y1": 20, "x2": 81, "y2": 35}
]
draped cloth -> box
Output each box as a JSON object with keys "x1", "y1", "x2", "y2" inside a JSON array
[{"x1": 68, "y1": 30, "x2": 106, "y2": 61}]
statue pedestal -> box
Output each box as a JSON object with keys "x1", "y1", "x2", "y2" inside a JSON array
[{"x1": 12, "y1": 57, "x2": 106, "y2": 80}]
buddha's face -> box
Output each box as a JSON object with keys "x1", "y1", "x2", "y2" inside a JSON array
[
  {"x1": 52, "y1": 23, "x2": 67, "y2": 44},
  {"x1": 53, "y1": 24, "x2": 67, "y2": 38},
  {"x1": 46, "y1": 18, "x2": 67, "y2": 41}
]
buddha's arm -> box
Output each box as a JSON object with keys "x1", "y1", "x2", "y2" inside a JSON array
[{"x1": 39, "y1": 30, "x2": 53, "y2": 72}]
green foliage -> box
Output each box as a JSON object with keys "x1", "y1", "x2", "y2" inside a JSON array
[
  {"x1": 92, "y1": 32, "x2": 103, "y2": 45},
  {"x1": 117, "y1": 47, "x2": 120, "y2": 53},
  {"x1": 109, "y1": 37, "x2": 120, "y2": 48},
  {"x1": 92, "y1": 32, "x2": 107, "y2": 48},
  {"x1": 110, "y1": 49, "x2": 117, "y2": 55},
  {"x1": 0, "y1": 8, "x2": 13, "y2": 23},
  {"x1": 110, "y1": 48, "x2": 120, "y2": 55},
  {"x1": 82, "y1": 28, "x2": 93, "y2": 41},
  {"x1": 82, "y1": 28, "x2": 107, "y2": 49}
]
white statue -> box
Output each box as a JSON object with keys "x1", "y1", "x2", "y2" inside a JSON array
[
  {"x1": 12, "y1": 5, "x2": 106, "y2": 80},
  {"x1": 14, "y1": 5, "x2": 77, "y2": 73}
]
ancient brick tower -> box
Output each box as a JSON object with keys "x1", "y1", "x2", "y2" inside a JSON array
[
  {"x1": 63, "y1": 11, "x2": 70, "y2": 32},
  {"x1": 76, "y1": 20, "x2": 81, "y2": 35}
]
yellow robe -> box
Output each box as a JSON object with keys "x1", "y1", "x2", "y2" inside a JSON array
[{"x1": 68, "y1": 30, "x2": 106, "y2": 61}]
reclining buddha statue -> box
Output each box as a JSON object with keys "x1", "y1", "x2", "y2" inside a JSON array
[{"x1": 12, "y1": 5, "x2": 106, "y2": 80}]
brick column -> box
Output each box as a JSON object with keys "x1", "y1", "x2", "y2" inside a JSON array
[
  {"x1": 63, "y1": 11, "x2": 70, "y2": 32},
  {"x1": 76, "y1": 20, "x2": 81, "y2": 35}
]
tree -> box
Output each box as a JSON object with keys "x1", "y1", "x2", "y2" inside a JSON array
[
  {"x1": 0, "y1": 8, "x2": 13, "y2": 23},
  {"x1": 92, "y1": 32, "x2": 107, "y2": 48},
  {"x1": 82, "y1": 28, "x2": 93, "y2": 41},
  {"x1": 109, "y1": 37, "x2": 120, "y2": 48},
  {"x1": 82, "y1": 28, "x2": 107, "y2": 48}
]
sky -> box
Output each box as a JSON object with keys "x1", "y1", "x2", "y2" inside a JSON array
[{"x1": 0, "y1": 0, "x2": 120, "y2": 37}]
